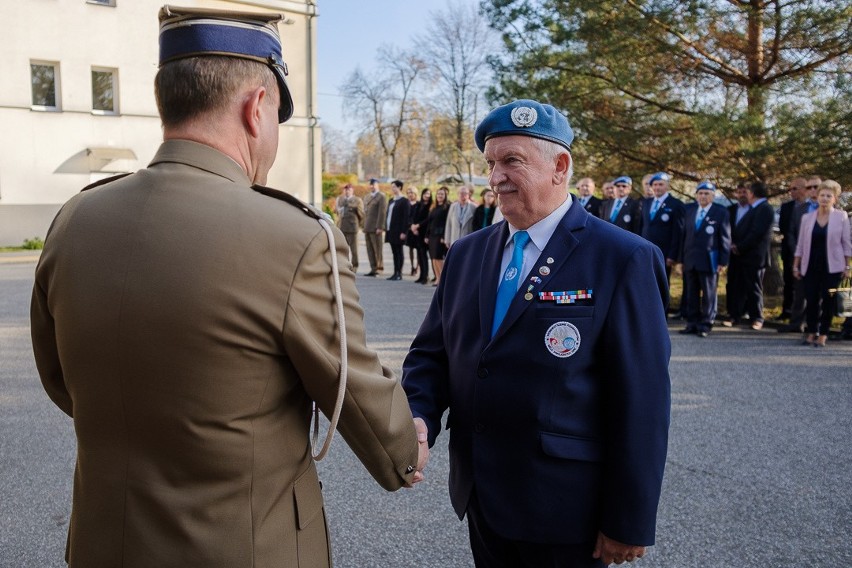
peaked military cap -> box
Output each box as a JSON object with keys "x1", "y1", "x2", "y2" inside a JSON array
[
  {"x1": 474, "y1": 99, "x2": 574, "y2": 153},
  {"x1": 158, "y1": 5, "x2": 294, "y2": 123}
]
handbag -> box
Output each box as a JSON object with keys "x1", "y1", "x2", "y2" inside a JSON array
[{"x1": 831, "y1": 277, "x2": 852, "y2": 318}]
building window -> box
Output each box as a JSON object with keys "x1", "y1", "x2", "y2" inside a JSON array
[
  {"x1": 87, "y1": 0, "x2": 116, "y2": 6},
  {"x1": 92, "y1": 68, "x2": 118, "y2": 114},
  {"x1": 31, "y1": 62, "x2": 60, "y2": 110}
]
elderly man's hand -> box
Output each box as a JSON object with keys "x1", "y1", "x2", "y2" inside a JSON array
[
  {"x1": 592, "y1": 532, "x2": 646, "y2": 565},
  {"x1": 411, "y1": 418, "x2": 430, "y2": 484}
]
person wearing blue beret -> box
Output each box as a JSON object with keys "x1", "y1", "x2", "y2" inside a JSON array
[
  {"x1": 678, "y1": 181, "x2": 731, "y2": 337},
  {"x1": 641, "y1": 172, "x2": 685, "y2": 282},
  {"x1": 402, "y1": 99, "x2": 671, "y2": 567},
  {"x1": 600, "y1": 175, "x2": 642, "y2": 234}
]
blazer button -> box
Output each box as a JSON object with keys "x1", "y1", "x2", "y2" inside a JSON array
[
  {"x1": 476, "y1": 368, "x2": 488, "y2": 379},
  {"x1": 405, "y1": 465, "x2": 415, "y2": 473},
  {"x1": 474, "y1": 423, "x2": 485, "y2": 433}
]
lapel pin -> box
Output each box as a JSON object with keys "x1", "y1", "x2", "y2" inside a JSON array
[
  {"x1": 547, "y1": 257, "x2": 554, "y2": 264},
  {"x1": 539, "y1": 266, "x2": 551, "y2": 276}
]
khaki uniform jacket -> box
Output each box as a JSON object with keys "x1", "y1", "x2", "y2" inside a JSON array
[
  {"x1": 31, "y1": 140, "x2": 418, "y2": 568},
  {"x1": 363, "y1": 191, "x2": 387, "y2": 233},
  {"x1": 335, "y1": 195, "x2": 364, "y2": 233}
]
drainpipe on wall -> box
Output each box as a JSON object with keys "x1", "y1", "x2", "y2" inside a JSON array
[{"x1": 306, "y1": 0, "x2": 319, "y2": 207}]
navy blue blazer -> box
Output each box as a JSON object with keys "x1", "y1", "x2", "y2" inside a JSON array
[
  {"x1": 681, "y1": 203, "x2": 731, "y2": 272},
  {"x1": 600, "y1": 197, "x2": 641, "y2": 234},
  {"x1": 641, "y1": 194, "x2": 684, "y2": 261},
  {"x1": 402, "y1": 197, "x2": 671, "y2": 546}
]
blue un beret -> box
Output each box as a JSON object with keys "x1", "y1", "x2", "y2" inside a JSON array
[
  {"x1": 649, "y1": 172, "x2": 670, "y2": 184},
  {"x1": 613, "y1": 176, "x2": 632, "y2": 186},
  {"x1": 474, "y1": 100, "x2": 574, "y2": 153},
  {"x1": 696, "y1": 181, "x2": 716, "y2": 192},
  {"x1": 158, "y1": 5, "x2": 294, "y2": 123}
]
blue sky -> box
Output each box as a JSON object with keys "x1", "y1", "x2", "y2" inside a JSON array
[{"x1": 315, "y1": 0, "x2": 479, "y2": 135}]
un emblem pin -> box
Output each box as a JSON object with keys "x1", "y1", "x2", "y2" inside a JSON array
[{"x1": 511, "y1": 106, "x2": 538, "y2": 128}]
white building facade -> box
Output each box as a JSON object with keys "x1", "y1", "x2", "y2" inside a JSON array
[{"x1": 0, "y1": 0, "x2": 319, "y2": 245}]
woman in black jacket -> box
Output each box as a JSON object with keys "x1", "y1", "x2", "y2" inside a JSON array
[
  {"x1": 424, "y1": 186, "x2": 450, "y2": 286},
  {"x1": 409, "y1": 188, "x2": 433, "y2": 284},
  {"x1": 471, "y1": 188, "x2": 497, "y2": 232}
]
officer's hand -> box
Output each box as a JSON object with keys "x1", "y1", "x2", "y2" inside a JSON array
[{"x1": 593, "y1": 531, "x2": 645, "y2": 565}]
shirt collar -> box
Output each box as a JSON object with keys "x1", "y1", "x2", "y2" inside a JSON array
[
  {"x1": 656, "y1": 192, "x2": 669, "y2": 203},
  {"x1": 505, "y1": 196, "x2": 572, "y2": 252}
]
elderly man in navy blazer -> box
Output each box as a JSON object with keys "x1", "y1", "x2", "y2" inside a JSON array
[
  {"x1": 600, "y1": 176, "x2": 642, "y2": 234},
  {"x1": 641, "y1": 172, "x2": 684, "y2": 281},
  {"x1": 402, "y1": 100, "x2": 671, "y2": 567},
  {"x1": 679, "y1": 182, "x2": 731, "y2": 337}
]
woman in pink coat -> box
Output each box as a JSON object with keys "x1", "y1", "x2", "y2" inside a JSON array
[{"x1": 793, "y1": 180, "x2": 852, "y2": 346}]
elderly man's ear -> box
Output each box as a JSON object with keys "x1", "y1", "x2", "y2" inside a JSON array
[{"x1": 553, "y1": 152, "x2": 572, "y2": 186}]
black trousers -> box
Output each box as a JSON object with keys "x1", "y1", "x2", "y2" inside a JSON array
[
  {"x1": 416, "y1": 243, "x2": 430, "y2": 281},
  {"x1": 388, "y1": 241, "x2": 404, "y2": 276},
  {"x1": 685, "y1": 269, "x2": 718, "y2": 331},
  {"x1": 741, "y1": 264, "x2": 766, "y2": 322},
  {"x1": 803, "y1": 269, "x2": 841, "y2": 335},
  {"x1": 466, "y1": 491, "x2": 604, "y2": 568},
  {"x1": 726, "y1": 256, "x2": 746, "y2": 320}
]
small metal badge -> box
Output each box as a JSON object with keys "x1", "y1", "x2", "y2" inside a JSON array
[
  {"x1": 539, "y1": 266, "x2": 551, "y2": 276},
  {"x1": 530, "y1": 276, "x2": 542, "y2": 284},
  {"x1": 706, "y1": 225, "x2": 715, "y2": 234},
  {"x1": 623, "y1": 214, "x2": 631, "y2": 223},
  {"x1": 661, "y1": 213, "x2": 670, "y2": 222},
  {"x1": 510, "y1": 106, "x2": 538, "y2": 128},
  {"x1": 524, "y1": 293, "x2": 534, "y2": 301},
  {"x1": 547, "y1": 257, "x2": 555, "y2": 264}
]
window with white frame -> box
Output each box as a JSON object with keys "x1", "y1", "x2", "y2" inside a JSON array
[
  {"x1": 91, "y1": 67, "x2": 118, "y2": 114},
  {"x1": 31, "y1": 62, "x2": 60, "y2": 110}
]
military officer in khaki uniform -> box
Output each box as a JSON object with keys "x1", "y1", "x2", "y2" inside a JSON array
[
  {"x1": 335, "y1": 183, "x2": 364, "y2": 270},
  {"x1": 30, "y1": 7, "x2": 425, "y2": 568},
  {"x1": 362, "y1": 178, "x2": 388, "y2": 276}
]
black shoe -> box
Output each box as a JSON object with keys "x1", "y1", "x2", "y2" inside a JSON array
[
  {"x1": 387, "y1": 273, "x2": 402, "y2": 281},
  {"x1": 778, "y1": 324, "x2": 803, "y2": 333},
  {"x1": 678, "y1": 327, "x2": 697, "y2": 335},
  {"x1": 364, "y1": 271, "x2": 377, "y2": 277}
]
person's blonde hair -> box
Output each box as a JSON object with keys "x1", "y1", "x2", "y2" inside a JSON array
[{"x1": 818, "y1": 179, "x2": 841, "y2": 198}]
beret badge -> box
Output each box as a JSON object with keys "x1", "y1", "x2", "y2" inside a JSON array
[{"x1": 510, "y1": 106, "x2": 538, "y2": 128}]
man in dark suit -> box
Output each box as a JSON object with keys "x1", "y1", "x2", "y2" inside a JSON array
[
  {"x1": 776, "y1": 178, "x2": 807, "y2": 327},
  {"x1": 600, "y1": 176, "x2": 641, "y2": 234},
  {"x1": 576, "y1": 177, "x2": 602, "y2": 217},
  {"x1": 679, "y1": 182, "x2": 731, "y2": 337},
  {"x1": 640, "y1": 172, "x2": 684, "y2": 281},
  {"x1": 403, "y1": 99, "x2": 670, "y2": 567},
  {"x1": 385, "y1": 179, "x2": 411, "y2": 281},
  {"x1": 724, "y1": 182, "x2": 752, "y2": 325},
  {"x1": 730, "y1": 181, "x2": 775, "y2": 329}
]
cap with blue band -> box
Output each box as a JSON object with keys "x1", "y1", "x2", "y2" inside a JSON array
[
  {"x1": 158, "y1": 5, "x2": 294, "y2": 123},
  {"x1": 614, "y1": 176, "x2": 632, "y2": 186},
  {"x1": 696, "y1": 181, "x2": 716, "y2": 192},
  {"x1": 649, "y1": 172, "x2": 670, "y2": 184}
]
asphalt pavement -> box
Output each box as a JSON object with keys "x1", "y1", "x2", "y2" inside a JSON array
[{"x1": 1, "y1": 249, "x2": 850, "y2": 567}]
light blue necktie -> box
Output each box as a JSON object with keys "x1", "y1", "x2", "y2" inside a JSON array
[
  {"x1": 695, "y1": 208, "x2": 705, "y2": 230},
  {"x1": 609, "y1": 200, "x2": 622, "y2": 223},
  {"x1": 650, "y1": 199, "x2": 660, "y2": 218},
  {"x1": 492, "y1": 231, "x2": 530, "y2": 337}
]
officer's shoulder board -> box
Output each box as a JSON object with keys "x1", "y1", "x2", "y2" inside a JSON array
[
  {"x1": 252, "y1": 184, "x2": 324, "y2": 221},
  {"x1": 80, "y1": 172, "x2": 133, "y2": 192}
]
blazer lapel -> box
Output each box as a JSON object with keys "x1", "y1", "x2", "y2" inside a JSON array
[{"x1": 489, "y1": 200, "x2": 587, "y2": 344}]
